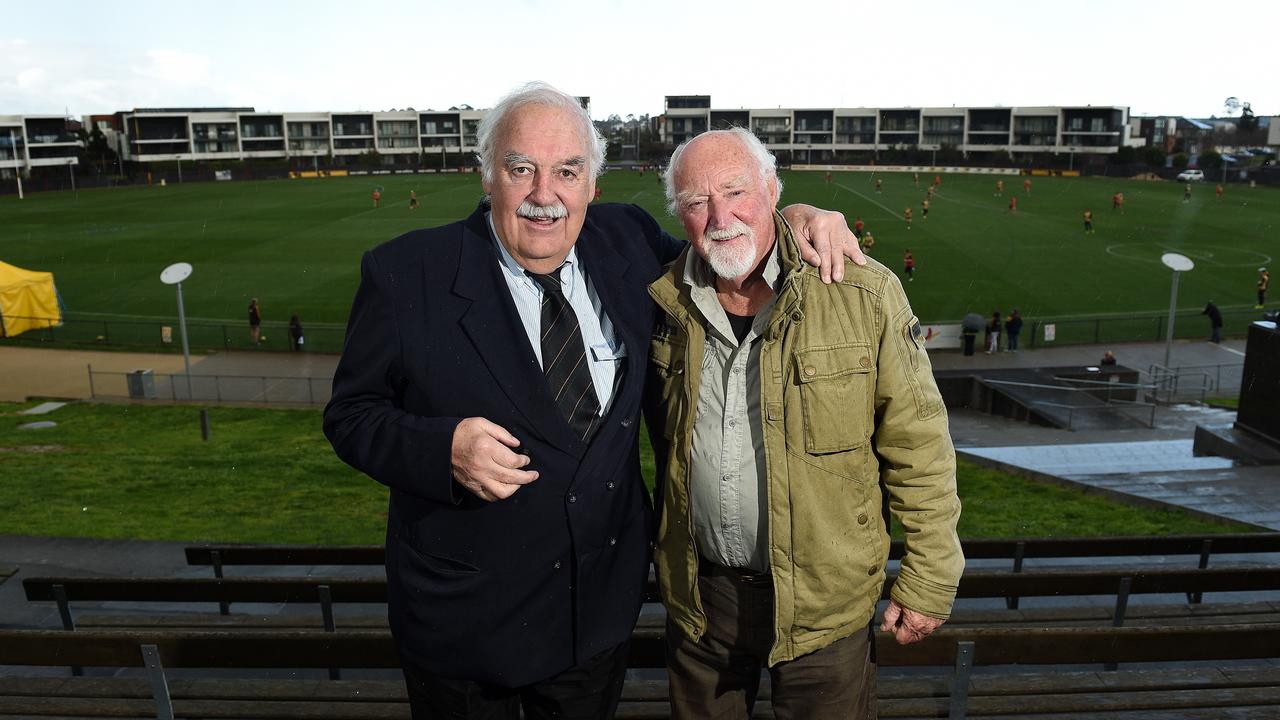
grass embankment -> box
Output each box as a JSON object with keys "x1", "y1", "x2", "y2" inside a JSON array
[{"x1": 0, "y1": 401, "x2": 1250, "y2": 544}]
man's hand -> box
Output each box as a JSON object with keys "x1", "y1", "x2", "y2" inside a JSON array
[
  {"x1": 780, "y1": 204, "x2": 867, "y2": 284},
  {"x1": 450, "y1": 417, "x2": 539, "y2": 502},
  {"x1": 880, "y1": 600, "x2": 945, "y2": 645}
]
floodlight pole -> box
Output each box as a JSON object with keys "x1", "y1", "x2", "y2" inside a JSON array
[
  {"x1": 8, "y1": 130, "x2": 23, "y2": 200},
  {"x1": 174, "y1": 282, "x2": 193, "y2": 399},
  {"x1": 67, "y1": 159, "x2": 76, "y2": 192},
  {"x1": 1158, "y1": 253, "x2": 1195, "y2": 376},
  {"x1": 1163, "y1": 270, "x2": 1181, "y2": 370}
]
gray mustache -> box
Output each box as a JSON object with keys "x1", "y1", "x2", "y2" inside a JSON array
[{"x1": 517, "y1": 201, "x2": 568, "y2": 219}]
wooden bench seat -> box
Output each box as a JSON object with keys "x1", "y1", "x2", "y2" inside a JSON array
[
  {"x1": 72, "y1": 598, "x2": 1280, "y2": 635},
  {"x1": 1, "y1": 627, "x2": 1278, "y2": 719}
]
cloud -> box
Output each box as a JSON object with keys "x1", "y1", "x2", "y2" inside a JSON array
[
  {"x1": 16, "y1": 67, "x2": 45, "y2": 89},
  {"x1": 135, "y1": 49, "x2": 212, "y2": 86}
]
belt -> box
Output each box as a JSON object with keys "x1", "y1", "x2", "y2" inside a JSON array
[{"x1": 698, "y1": 555, "x2": 771, "y2": 585}]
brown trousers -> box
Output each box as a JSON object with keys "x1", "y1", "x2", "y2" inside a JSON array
[{"x1": 667, "y1": 563, "x2": 877, "y2": 720}]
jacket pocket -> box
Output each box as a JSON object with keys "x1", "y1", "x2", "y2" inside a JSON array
[{"x1": 795, "y1": 342, "x2": 873, "y2": 454}]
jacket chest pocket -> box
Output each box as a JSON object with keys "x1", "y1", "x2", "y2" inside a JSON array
[{"x1": 795, "y1": 342, "x2": 873, "y2": 454}]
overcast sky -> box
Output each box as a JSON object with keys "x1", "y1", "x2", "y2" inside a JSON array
[{"x1": 2, "y1": 0, "x2": 1274, "y2": 120}]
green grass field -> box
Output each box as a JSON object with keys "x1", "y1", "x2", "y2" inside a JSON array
[
  {"x1": 0, "y1": 170, "x2": 1275, "y2": 336},
  {"x1": 0, "y1": 401, "x2": 1249, "y2": 543}
]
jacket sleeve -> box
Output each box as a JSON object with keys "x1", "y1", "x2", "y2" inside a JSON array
[
  {"x1": 872, "y1": 274, "x2": 964, "y2": 619},
  {"x1": 629, "y1": 204, "x2": 686, "y2": 265},
  {"x1": 323, "y1": 250, "x2": 464, "y2": 505}
]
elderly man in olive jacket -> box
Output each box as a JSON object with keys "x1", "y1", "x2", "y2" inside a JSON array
[{"x1": 644, "y1": 128, "x2": 963, "y2": 720}]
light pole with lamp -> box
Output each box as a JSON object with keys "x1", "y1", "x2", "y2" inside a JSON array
[
  {"x1": 160, "y1": 263, "x2": 194, "y2": 400},
  {"x1": 1161, "y1": 252, "x2": 1195, "y2": 371}
]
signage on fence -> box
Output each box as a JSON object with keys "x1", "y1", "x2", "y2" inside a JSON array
[
  {"x1": 922, "y1": 323, "x2": 962, "y2": 350},
  {"x1": 1043, "y1": 323, "x2": 1056, "y2": 342},
  {"x1": 214, "y1": 170, "x2": 232, "y2": 181},
  {"x1": 161, "y1": 325, "x2": 172, "y2": 344},
  {"x1": 792, "y1": 164, "x2": 1021, "y2": 176}
]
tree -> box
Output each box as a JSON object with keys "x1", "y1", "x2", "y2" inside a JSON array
[
  {"x1": 1198, "y1": 150, "x2": 1223, "y2": 170},
  {"x1": 1140, "y1": 146, "x2": 1167, "y2": 166}
]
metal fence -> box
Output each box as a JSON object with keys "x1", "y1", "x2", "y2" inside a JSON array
[
  {"x1": 1021, "y1": 306, "x2": 1268, "y2": 348},
  {"x1": 2, "y1": 314, "x2": 349, "y2": 354},
  {"x1": 2, "y1": 306, "x2": 1271, "y2": 356},
  {"x1": 88, "y1": 366, "x2": 332, "y2": 406}
]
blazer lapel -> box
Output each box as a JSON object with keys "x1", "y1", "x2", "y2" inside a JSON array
[
  {"x1": 575, "y1": 217, "x2": 645, "y2": 429},
  {"x1": 450, "y1": 206, "x2": 584, "y2": 456}
]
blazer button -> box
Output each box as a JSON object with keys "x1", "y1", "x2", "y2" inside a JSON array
[
  {"x1": 606, "y1": 481, "x2": 616, "y2": 491},
  {"x1": 791, "y1": 310, "x2": 804, "y2": 322},
  {"x1": 554, "y1": 560, "x2": 562, "y2": 570},
  {"x1": 608, "y1": 537, "x2": 617, "y2": 546},
  {"x1": 804, "y1": 365, "x2": 817, "y2": 377},
  {"x1": 621, "y1": 418, "x2": 633, "y2": 428},
  {"x1": 859, "y1": 356, "x2": 871, "y2": 368},
  {"x1": 867, "y1": 566, "x2": 878, "y2": 576},
  {"x1": 857, "y1": 513, "x2": 868, "y2": 525},
  {"x1": 567, "y1": 493, "x2": 577, "y2": 504}
]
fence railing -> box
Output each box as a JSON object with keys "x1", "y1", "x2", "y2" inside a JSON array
[
  {"x1": 2, "y1": 314, "x2": 348, "y2": 354},
  {"x1": 1, "y1": 306, "x2": 1271, "y2": 355},
  {"x1": 88, "y1": 366, "x2": 332, "y2": 406},
  {"x1": 982, "y1": 378, "x2": 1158, "y2": 429},
  {"x1": 1147, "y1": 362, "x2": 1245, "y2": 403},
  {"x1": 1023, "y1": 306, "x2": 1266, "y2": 348}
]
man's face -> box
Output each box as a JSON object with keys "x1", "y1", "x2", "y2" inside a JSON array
[
  {"x1": 482, "y1": 104, "x2": 595, "y2": 274},
  {"x1": 673, "y1": 134, "x2": 779, "y2": 281}
]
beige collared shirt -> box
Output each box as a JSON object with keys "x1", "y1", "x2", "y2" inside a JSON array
[{"x1": 685, "y1": 219, "x2": 785, "y2": 572}]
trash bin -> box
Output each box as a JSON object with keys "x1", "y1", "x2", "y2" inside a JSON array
[{"x1": 127, "y1": 369, "x2": 156, "y2": 399}]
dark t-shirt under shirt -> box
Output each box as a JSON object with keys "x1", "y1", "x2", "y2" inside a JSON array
[{"x1": 726, "y1": 312, "x2": 754, "y2": 344}]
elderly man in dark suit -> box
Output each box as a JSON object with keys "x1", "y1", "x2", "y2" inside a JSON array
[{"x1": 323, "y1": 81, "x2": 863, "y2": 720}]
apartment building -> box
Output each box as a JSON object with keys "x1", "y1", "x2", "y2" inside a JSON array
[
  {"x1": 0, "y1": 115, "x2": 82, "y2": 176},
  {"x1": 105, "y1": 97, "x2": 591, "y2": 166},
  {"x1": 657, "y1": 97, "x2": 1132, "y2": 161}
]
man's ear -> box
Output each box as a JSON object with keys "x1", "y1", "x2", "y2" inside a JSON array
[{"x1": 768, "y1": 176, "x2": 780, "y2": 205}]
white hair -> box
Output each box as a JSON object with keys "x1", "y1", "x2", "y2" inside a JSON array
[
  {"x1": 475, "y1": 82, "x2": 607, "y2": 184},
  {"x1": 663, "y1": 127, "x2": 783, "y2": 214}
]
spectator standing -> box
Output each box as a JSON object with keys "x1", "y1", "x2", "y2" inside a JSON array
[
  {"x1": 248, "y1": 298, "x2": 262, "y2": 345},
  {"x1": 1101, "y1": 350, "x2": 1118, "y2": 366},
  {"x1": 985, "y1": 311, "x2": 1002, "y2": 354},
  {"x1": 1258, "y1": 268, "x2": 1270, "y2": 309},
  {"x1": 289, "y1": 314, "x2": 304, "y2": 351},
  {"x1": 1005, "y1": 309, "x2": 1023, "y2": 352},
  {"x1": 1201, "y1": 302, "x2": 1223, "y2": 343}
]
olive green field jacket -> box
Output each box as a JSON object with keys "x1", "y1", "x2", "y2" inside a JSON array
[{"x1": 643, "y1": 215, "x2": 964, "y2": 666}]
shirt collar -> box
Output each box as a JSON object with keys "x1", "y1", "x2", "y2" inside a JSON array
[{"x1": 486, "y1": 211, "x2": 578, "y2": 286}]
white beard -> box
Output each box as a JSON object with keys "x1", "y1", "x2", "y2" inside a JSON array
[{"x1": 703, "y1": 221, "x2": 758, "y2": 280}]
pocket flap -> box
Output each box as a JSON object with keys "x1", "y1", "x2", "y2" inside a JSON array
[{"x1": 795, "y1": 343, "x2": 873, "y2": 384}]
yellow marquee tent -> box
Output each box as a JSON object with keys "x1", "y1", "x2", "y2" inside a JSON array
[{"x1": 0, "y1": 261, "x2": 62, "y2": 338}]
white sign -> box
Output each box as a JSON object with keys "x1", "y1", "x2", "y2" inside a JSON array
[
  {"x1": 214, "y1": 170, "x2": 232, "y2": 181},
  {"x1": 1043, "y1": 323, "x2": 1057, "y2": 342},
  {"x1": 921, "y1": 323, "x2": 963, "y2": 350}
]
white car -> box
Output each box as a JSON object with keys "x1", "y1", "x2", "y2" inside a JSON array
[{"x1": 1177, "y1": 169, "x2": 1205, "y2": 182}]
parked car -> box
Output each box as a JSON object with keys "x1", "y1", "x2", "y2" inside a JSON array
[{"x1": 1177, "y1": 169, "x2": 1206, "y2": 181}]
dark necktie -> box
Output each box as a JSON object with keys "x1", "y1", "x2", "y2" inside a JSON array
[{"x1": 527, "y1": 268, "x2": 601, "y2": 443}]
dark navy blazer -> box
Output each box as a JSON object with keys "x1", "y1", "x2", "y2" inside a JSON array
[{"x1": 324, "y1": 202, "x2": 682, "y2": 687}]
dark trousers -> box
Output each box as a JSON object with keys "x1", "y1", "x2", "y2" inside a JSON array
[
  {"x1": 667, "y1": 562, "x2": 877, "y2": 720},
  {"x1": 400, "y1": 641, "x2": 629, "y2": 720},
  {"x1": 962, "y1": 332, "x2": 976, "y2": 356}
]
